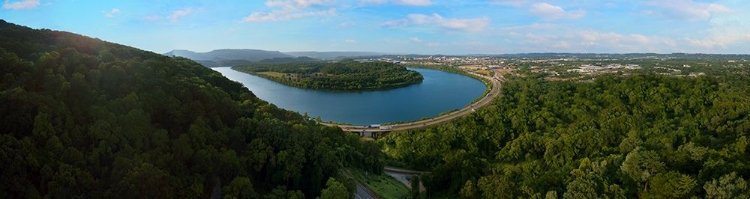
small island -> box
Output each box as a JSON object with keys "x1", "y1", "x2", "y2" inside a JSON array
[{"x1": 232, "y1": 59, "x2": 424, "y2": 91}]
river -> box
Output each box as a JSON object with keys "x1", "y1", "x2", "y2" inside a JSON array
[{"x1": 213, "y1": 67, "x2": 486, "y2": 125}]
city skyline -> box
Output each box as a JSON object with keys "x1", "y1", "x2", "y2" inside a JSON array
[{"x1": 1, "y1": 0, "x2": 748, "y2": 54}]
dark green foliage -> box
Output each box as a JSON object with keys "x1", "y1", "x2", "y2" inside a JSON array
[
  {"x1": 408, "y1": 64, "x2": 466, "y2": 75},
  {"x1": 232, "y1": 59, "x2": 423, "y2": 91},
  {"x1": 0, "y1": 20, "x2": 379, "y2": 198},
  {"x1": 319, "y1": 177, "x2": 349, "y2": 199},
  {"x1": 382, "y1": 72, "x2": 750, "y2": 198}
]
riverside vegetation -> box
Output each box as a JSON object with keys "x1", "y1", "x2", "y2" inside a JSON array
[
  {"x1": 232, "y1": 59, "x2": 423, "y2": 91},
  {"x1": 0, "y1": 20, "x2": 384, "y2": 199}
]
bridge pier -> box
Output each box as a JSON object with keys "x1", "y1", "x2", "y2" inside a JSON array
[{"x1": 346, "y1": 130, "x2": 391, "y2": 139}]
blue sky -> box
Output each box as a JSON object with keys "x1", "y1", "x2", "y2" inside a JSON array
[{"x1": 1, "y1": 0, "x2": 748, "y2": 54}]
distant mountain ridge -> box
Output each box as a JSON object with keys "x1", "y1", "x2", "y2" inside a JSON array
[
  {"x1": 164, "y1": 49, "x2": 292, "y2": 62},
  {"x1": 164, "y1": 49, "x2": 384, "y2": 67},
  {"x1": 164, "y1": 49, "x2": 384, "y2": 61}
]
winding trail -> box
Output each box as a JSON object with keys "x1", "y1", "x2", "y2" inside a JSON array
[{"x1": 322, "y1": 70, "x2": 503, "y2": 133}]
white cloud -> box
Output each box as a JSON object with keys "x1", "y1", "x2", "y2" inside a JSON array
[
  {"x1": 502, "y1": 26, "x2": 680, "y2": 53},
  {"x1": 167, "y1": 8, "x2": 197, "y2": 23},
  {"x1": 565, "y1": 30, "x2": 677, "y2": 52},
  {"x1": 410, "y1": 37, "x2": 423, "y2": 42},
  {"x1": 345, "y1": 39, "x2": 357, "y2": 44},
  {"x1": 384, "y1": 13, "x2": 490, "y2": 32},
  {"x1": 2, "y1": 0, "x2": 39, "y2": 10},
  {"x1": 427, "y1": 42, "x2": 441, "y2": 47},
  {"x1": 395, "y1": 0, "x2": 431, "y2": 6},
  {"x1": 359, "y1": 0, "x2": 431, "y2": 6},
  {"x1": 266, "y1": 0, "x2": 336, "y2": 10},
  {"x1": 337, "y1": 22, "x2": 354, "y2": 28},
  {"x1": 143, "y1": 8, "x2": 199, "y2": 23},
  {"x1": 686, "y1": 38, "x2": 722, "y2": 48},
  {"x1": 490, "y1": 0, "x2": 527, "y2": 7},
  {"x1": 105, "y1": 8, "x2": 120, "y2": 18},
  {"x1": 359, "y1": 0, "x2": 387, "y2": 4},
  {"x1": 529, "y1": 3, "x2": 586, "y2": 20},
  {"x1": 144, "y1": 15, "x2": 162, "y2": 21},
  {"x1": 683, "y1": 1, "x2": 750, "y2": 50},
  {"x1": 244, "y1": 0, "x2": 337, "y2": 22},
  {"x1": 502, "y1": 23, "x2": 559, "y2": 32},
  {"x1": 244, "y1": 8, "x2": 336, "y2": 22},
  {"x1": 641, "y1": 0, "x2": 730, "y2": 21}
]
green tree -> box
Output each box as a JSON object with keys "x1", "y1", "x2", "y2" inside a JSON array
[
  {"x1": 477, "y1": 174, "x2": 515, "y2": 199},
  {"x1": 459, "y1": 180, "x2": 477, "y2": 199},
  {"x1": 703, "y1": 172, "x2": 749, "y2": 199},
  {"x1": 116, "y1": 163, "x2": 173, "y2": 199},
  {"x1": 620, "y1": 148, "x2": 665, "y2": 192},
  {"x1": 223, "y1": 176, "x2": 256, "y2": 199},
  {"x1": 319, "y1": 178, "x2": 348, "y2": 199},
  {"x1": 643, "y1": 171, "x2": 696, "y2": 198}
]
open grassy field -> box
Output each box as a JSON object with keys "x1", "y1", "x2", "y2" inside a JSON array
[
  {"x1": 349, "y1": 168, "x2": 410, "y2": 199},
  {"x1": 257, "y1": 71, "x2": 287, "y2": 78}
]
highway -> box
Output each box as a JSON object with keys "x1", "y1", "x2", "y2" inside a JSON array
[
  {"x1": 323, "y1": 69, "x2": 503, "y2": 133},
  {"x1": 343, "y1": 169, "x2": 378, "y2": 199},
  {"x1": 353, "y1": 182, "x2": 375, "y2": 199}
]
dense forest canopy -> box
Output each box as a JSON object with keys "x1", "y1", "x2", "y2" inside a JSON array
[
  {"x1": 0, "y1": 20, "x2": 382, "y2": 198},
  {"x1": 382, "y1": 70, "x2": 750, "y2": 198},
  {"x1": 232, "y1": 59, "x2": 423, "y2": 91}
]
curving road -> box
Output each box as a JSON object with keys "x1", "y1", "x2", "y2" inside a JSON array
[
  {"x1": 323, "y1": 70, "x2": 503, "y2": 133},
  {"x1": 354, "y1": 182, "x2": 376, "y2": 199},
  {"x1": 342, "y1": 169, "x2": 378, "y2": 199}
]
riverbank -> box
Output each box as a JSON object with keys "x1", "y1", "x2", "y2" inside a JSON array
[{"x1": 407, "y1": 64, "x2": 493, "y2": 103}]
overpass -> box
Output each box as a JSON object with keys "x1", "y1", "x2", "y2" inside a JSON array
[{"x1": 321, "y1": 69, "x2": 503, "y2": 136}]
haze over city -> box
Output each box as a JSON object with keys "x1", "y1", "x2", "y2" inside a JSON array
[{"x1": 1, "y1": 0, "x2": 748, "y2": 54}]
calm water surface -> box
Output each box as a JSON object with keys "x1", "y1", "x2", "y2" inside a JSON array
[{"x1": 213, "y1": 67, "x2": 486, "y2": 125}]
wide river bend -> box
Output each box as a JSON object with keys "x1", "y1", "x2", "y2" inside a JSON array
[{"x1": 213, "y1": 67, "x2": 486, "y2": 125}]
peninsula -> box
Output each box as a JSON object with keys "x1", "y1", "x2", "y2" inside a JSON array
[{"x1": 232, "y1": 59, "x2": 423, "y2": 91}]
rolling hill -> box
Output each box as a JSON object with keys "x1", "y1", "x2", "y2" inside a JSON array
[{"x1": 0, "y1": 19, "x2": 380, "y2": 198}]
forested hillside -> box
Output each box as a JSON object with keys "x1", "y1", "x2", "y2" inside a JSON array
[
  {"x1": 383, "y1": 73, "x2": 750, "y2": 198},
  {"x1": 232, "y1": 59, "x2": 423, "y2": 91},
  {"x1": 0, "y1": 20, "x2": 382, "y2": 198}
]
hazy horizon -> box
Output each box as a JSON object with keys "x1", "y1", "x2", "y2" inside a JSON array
[
  {"x1": 2, "y1": 0, "x2": 748, "y2": 55},
  {"x1": 166, "y1": 48, "x2": 750, "y2": 56}
]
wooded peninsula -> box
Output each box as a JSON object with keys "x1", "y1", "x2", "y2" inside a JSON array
[{"x1": 231, "y1": 59, "x2": 423, "y2": 91}]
